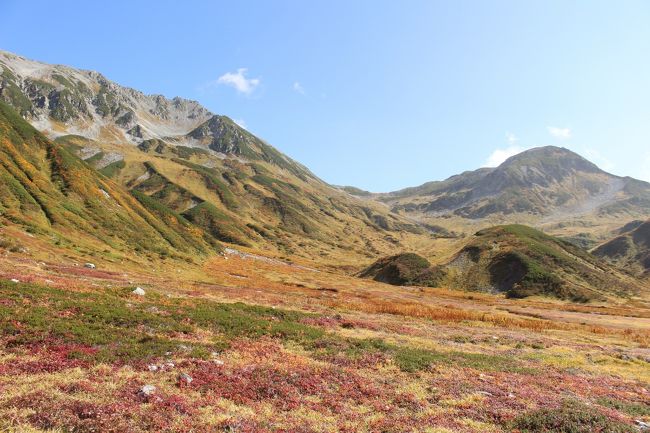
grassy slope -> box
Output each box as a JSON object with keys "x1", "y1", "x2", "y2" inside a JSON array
[
  {"x1": 593, "y1": 219, "x2": 650, "y2": 279},
  {"x1": 360, "y1": 225, "x2": 646, "y2": 302},
  {"x1": 441, "y1": 225, "x2": 645, "y2": 301},
  {"x1": 0, "y1": 101, "x2": 212, "y2": 260},
  {"x1": 56, "y1": 129, "x2": 433, "y2": 266}
]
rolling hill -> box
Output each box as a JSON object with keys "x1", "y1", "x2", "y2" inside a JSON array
[
  {"x1": 360, "y1": 225, "x2": 646, "y2": 301},
  {"x1": 593, "y1": 219, "x2": 650, "y2": 279}
]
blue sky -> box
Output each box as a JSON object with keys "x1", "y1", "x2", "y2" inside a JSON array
[{"x1": 2, "y1": 0, "x2": 649, "y2": 191}]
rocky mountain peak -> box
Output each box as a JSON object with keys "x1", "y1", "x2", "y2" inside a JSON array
[{"x1": 0, "y1": 50, "x2": 213, "y2": 143}]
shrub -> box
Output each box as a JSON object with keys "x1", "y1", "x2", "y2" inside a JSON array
[{"x1": 510, "y1": 400, "x2": 635, "y2": 433}]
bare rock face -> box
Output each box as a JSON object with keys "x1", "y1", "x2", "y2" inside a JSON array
[{"x1": 0, "y1": 50, "x2": 212, "y2": 144}]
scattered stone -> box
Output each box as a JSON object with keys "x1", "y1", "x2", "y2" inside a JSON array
[
  {"x1": 213, "y1": 359, "x2": 225, "y2": 366},
  {"x1": 84, "y1": 263, "x2": 96, "y2": 269},
  {"x1": 477, "y1": 391, "x2": 493, "y2": 397},
  {"x1": 147, "y1": 364, "x2": 158, "y2": 372},
  {"x1": 10, "y1": 278, "x2": 19, "y2": 283},
  {"x1": 178, "y1": 373, "x2": 193, "y2": 385},
  {"x1": 636, "y1": 420, "x2": 650, "y2": 431},
  {"x1": 178, "y1": 344, "x2": 190, "y2": 352},
  {"x1": 132, "y1": 287, "x2": 146, "y2": 296},
  {"x1": 163, "y1": 362, "x2": 175, "y2": 369},
  {"x1": 138, "y1": 385, "x2": 156, "y2": 398},
  {"x1": 507, "y1": 393, "x2": 515, "y2": 398}
]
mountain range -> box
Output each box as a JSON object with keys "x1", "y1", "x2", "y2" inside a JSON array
[
  {"x1": 359, "y1": 146, "x2": 650, "y2": 247},
  {"x1": 0, "y1": 50, "x2": 429, "y2": 265},
  {"x1": 1, "y1": 49, "x2": 649, "y2": 299}
]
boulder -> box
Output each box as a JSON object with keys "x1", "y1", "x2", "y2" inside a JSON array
[
  {"x1": 132, "y1": 287, "x2": 146, "y2": 296},
  {"x1": 138, "y1": 384, "x2": 156, "y2": 398},
  {"x1": 178, "y1": 373, "x2": 193, "y2": 386}
]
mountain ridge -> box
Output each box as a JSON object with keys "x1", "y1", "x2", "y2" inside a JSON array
[
  {"x1": 0, "y1": 49, "x2": 432, "y2": 265},
  {"x1": 364, "y1": 146, "x2": 650, "y2": 242}
]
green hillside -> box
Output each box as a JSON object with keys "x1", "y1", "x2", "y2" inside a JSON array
[
  {"x1": 0, "y1": 100, "x2": 212, "y2": 259},
  {"x1": 360, "y1": 224, "x2": 645, "y2": 301}
]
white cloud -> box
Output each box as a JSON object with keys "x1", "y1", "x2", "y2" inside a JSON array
[
  {"x1": 233, "y1": 118, "x2": 247, "y2": 129},
  {"x1": 505, "y1": 132, "x2": 518, "y2": 145},
  {"x1": 217, "y1": 68, "x2": 260, "y2": 95},
  {"x1": 293, "y1": 81, "x2": 305, "y2": 95},
  {"x1": 547, "y1": 126, "x2": 571, "y2": 139},
  {"x1": 582, "y1": 148, "x2": 614, "y2": 172},
  {"x1": 485, "y1": 146, "x2": 526, "y2": 167}
]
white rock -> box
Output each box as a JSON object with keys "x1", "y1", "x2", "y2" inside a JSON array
[
  {"x1": 147, "y1": 364, "x2": 158, "y2": 372},
  {"x1": 213, "y1": 359, "x2": 225, "y2": 366},
  {"x1": 10, "y1": 278, "x2": 19, "y2": 283},
  {"x1": 132, "y1": 287, "x2": 145, "y2": 296},
  {"x1": 636, "y1": 420, "x2": 650, "y2": 430},
  {"x1": 178, "y1": 373, "x2": 193, "y2": 385},
  {"x1": 138, "y1": 385, "x2": 156, "y2": 397},
  {"x1": 84, "y1": 263, "x2": 96, "y2": 269}
]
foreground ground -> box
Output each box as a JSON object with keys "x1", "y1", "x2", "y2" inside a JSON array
[{"x1": 0, "y1": 240, "x2": 649, "y2": 432}]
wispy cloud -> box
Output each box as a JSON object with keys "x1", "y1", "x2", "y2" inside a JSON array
[
  {"x1": 582, "y1": 148, "x2": 614, "y2": 172},
  {"x1": 505, "y1": 132, "x2": 518, "y2": 145},
  {"x1": 485, "y1": 145, "x2": 525, "y2": 167},
  {"x1": 292, "y1": 81, "x2": 305, "y2": 95},
  {"x1": 547, "y1": 126, "x2": 571, "y2": 139},
  {"x1": 233, "y1": 118, "x2": 247, "y2": 129},
  {"x1": 216, "y1": 68, "x2": 260, "y2": 95}
]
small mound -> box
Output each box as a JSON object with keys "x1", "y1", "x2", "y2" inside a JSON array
[
  {"x1": 358, "y1": 253, "x2": 431, "y2": 285},
  {"x1": 594, "y1": 219, "x2": 650, "y2": 278},
  {"x1": 510, "y1": 400, "x2": 635, "y2": 433},
  {"x1": 361, "y1": 225, "x2": 646, "y2": 301},
  {"x1": 438, "y1": 224, "x2": 644, "y2": 301}
]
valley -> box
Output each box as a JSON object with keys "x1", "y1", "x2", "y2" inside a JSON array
[{"x1": 0, "y1": 48, "x2": 649, "y2": 432}]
